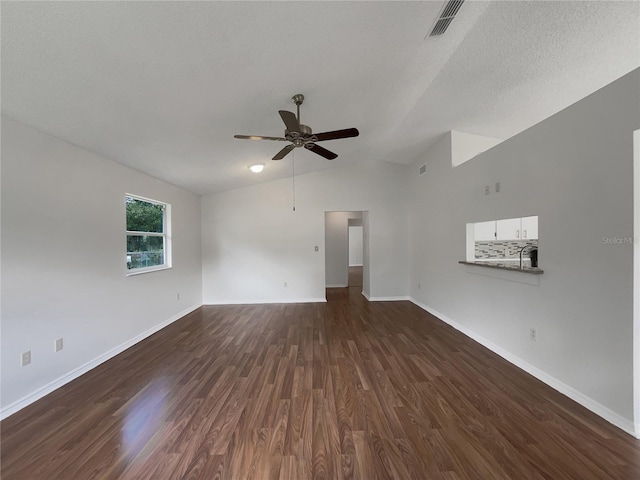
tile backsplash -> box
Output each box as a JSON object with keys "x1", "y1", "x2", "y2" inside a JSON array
[{"x1": 475, "y1": 239, "x2": 538, "y2": 259}]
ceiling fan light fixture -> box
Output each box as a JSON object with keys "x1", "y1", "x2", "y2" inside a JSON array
[{"x1": 249, "y1": 163, "x2": 264, "y2": 173}]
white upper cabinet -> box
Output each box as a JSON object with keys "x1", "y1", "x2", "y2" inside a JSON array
[
  {"x1": 472, "y1": 216, "x2": 538, "y2": 242},
  {"x1": 474, "y1": 220, "x2": 496, "y2": 241},
  {"x1": 521, "y1": 216, "x2": 538, "y2": 240},
  {"x1": 495, "y1": 216, "x2": 539, "y2": 240},
  {"x1": 496, "y1": 217, "x2": 522, "y2": 240}
]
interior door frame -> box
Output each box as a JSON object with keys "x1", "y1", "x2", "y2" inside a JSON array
[{"x1": 324, "y1": 210, "x2": 370, "y2": 297}]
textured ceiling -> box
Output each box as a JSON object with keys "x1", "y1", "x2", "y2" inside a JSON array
[{"x1": 2, "y1": 1, "x2": 639, "y2": 195}]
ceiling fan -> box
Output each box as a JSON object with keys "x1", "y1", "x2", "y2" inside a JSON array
[{"x1": 234, "y1": 94, "x2": 359, "y2": 161}]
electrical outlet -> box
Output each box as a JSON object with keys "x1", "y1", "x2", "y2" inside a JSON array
[
  {"x1": 485, "y1": 185, "x2": 490, "y2": 195},
  {"x1": 530, "y1": 328, "x2": 537, "y2": 341},
  {"x1": 418, "y1": 282, "x2": 421, "y2": 290},
  {"x1": 176, "y1": 292, "x2": 180, "y2": 300},
  {"x1": 21, "y1": 350, "x2": 31, "y2": 366},
  {"x1": 284, "y1": 281, "x2": 288, "y2": 287},
  {"x1": 55, "y1": 338, "x2": 64, "y2": 352},
  {"x1": 314, "y1": 246, "x2": 319, "y2": 252},
  {"x1": 495, "y1": 181, "x2": 501, "y2": 193}
]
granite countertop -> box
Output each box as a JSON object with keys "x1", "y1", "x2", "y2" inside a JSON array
[{"x1": 458, "y1": 260, "x2": 544, "y2": 274}]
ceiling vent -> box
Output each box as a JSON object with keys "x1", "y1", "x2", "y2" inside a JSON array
[
  {"x1": 428, "y1": 0, "x2": 465, "y2": 37},
  {"x1": 419, "y1": 164, "x2": 427, "y2": 176}
]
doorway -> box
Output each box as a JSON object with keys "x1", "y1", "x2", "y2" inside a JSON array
[{"x1": 324, "y1": 211, "x2": 369, "y2": 297}]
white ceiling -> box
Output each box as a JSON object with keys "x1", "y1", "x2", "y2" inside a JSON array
[{"x1": 2, "y1": 1, "x2": 639, "y2": 195}]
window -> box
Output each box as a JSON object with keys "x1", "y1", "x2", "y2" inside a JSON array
[{"x1": 126, "y1": 195, "x2": 171, "y2": 274}]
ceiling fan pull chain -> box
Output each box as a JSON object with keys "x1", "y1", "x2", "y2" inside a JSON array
[{"x1": 292, "y1": 150, "x2": 296, "y2": 212}]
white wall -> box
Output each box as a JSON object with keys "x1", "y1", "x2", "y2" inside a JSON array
[
  {"x1": 349, "y1": 225, "x2": 364, "y2": 266},
  {"x1": 201, "y1": 160, "x2": 409, "y2": 303},
  {"x1": 325, "y1": 212, "x2": 348, "y2": 287},
  {"x1": 325, "y1": 212, "x2": 364, "y2": 287},
  {"x1": 325, "y1": 212, "x2": 362, "y2": 287},
  {"x1": 409, "y1": 69, "x2": 640, "y2": 434},
  {"x1": 362, "y1": 211, "x2": 371, "y2": 296},
  {"x1": 634, "y1": 128, "x2": 640, "y2": 435},
  {"x1": 450, "y1": 130, "x2": 503, "y2": 167},
  {"x1": 1, "y1": 117, "x2": 202, "y2": 416}
]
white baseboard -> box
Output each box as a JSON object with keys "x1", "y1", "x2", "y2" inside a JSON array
[
  {"x1": 409, "y1": 297, "x2": 638, "y2": 439},
  {"x1": 368, "y1": 296, "x2": 411, "y2": 301},
  {"x1": 204, "y1": 298, "x2": 327, "y2": 305},
  {"x1": 326, "y1": 284, "x2": 348, "y2": 288},
  {"x1": 360, "y1": 292, "x2": 410, "y2": 302},
  {"x1": 0, "y1": 304, "x2": 201, "y2": 421}
]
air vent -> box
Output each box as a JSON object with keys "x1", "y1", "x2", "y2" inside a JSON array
[
  {"x1": 428, "y1": 0, "x2": 465, "y2": 37},
  {"x1": 419, "y1": 164, "x2": 427, "y2": 176}
]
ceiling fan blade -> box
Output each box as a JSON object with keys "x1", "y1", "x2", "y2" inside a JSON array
[
  {"x1": 272, "y1": 144, "x2": 295, "y2": 160},
  {"x1": 279, "y1": 110, "x2": 300, "y2": 132},
  {"x1": 313, "y1": 128, "x2": 359, "y2": 142},
  {"x1": 305, "y1": 143, "x2": 338, "y2": 160},
  {"x1": 234, "y1": 135, "x2": 286, "y2": 141}
]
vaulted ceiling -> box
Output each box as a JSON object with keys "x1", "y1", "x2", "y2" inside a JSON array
[{"x1": 2, "y1": 1, "x2": 639, "y2": 195}]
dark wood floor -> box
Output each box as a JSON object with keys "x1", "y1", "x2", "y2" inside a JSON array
[
  {"x1": 348, "y1": 266, "x2": 363, "y2": 287},
  {"x1": 2, "y1": 288, "x2": 639, "y2": 479}
]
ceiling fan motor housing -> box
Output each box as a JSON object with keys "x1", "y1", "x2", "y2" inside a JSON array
[{"x1": 286, "y1": 124, "x2": 315, "y2": 147}]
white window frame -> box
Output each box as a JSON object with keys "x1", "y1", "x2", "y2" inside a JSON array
[{"x1": 125, "y1": 194, "x2": 172, "y2": 275}]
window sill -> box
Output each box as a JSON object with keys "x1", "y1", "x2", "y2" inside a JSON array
[{"x1": 126, "y1": 265, "x2": 172, "y2": 276}]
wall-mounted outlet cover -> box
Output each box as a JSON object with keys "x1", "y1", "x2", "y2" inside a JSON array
[
  {"x1": 485, "y1": 185, "x2": 490, "y2": 195},
  {"x1": 55, "y1": 338, "x2": 64, "y2": 352},
  {"x1": 21, "y1": 350, "x2": 31, "y2": 366}
]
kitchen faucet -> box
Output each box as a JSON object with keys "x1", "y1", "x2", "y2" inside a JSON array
[{"x1": 519, "y1": 244, "x2": 536, "y2": 269}]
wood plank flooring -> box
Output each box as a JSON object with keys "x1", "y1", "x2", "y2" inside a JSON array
[
  {"x1": 2, "y1": 287, "x2": 639, "y2": 479},
  {"x1": 348, "y1": 266, "x2": 363, "y2": 287}
]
